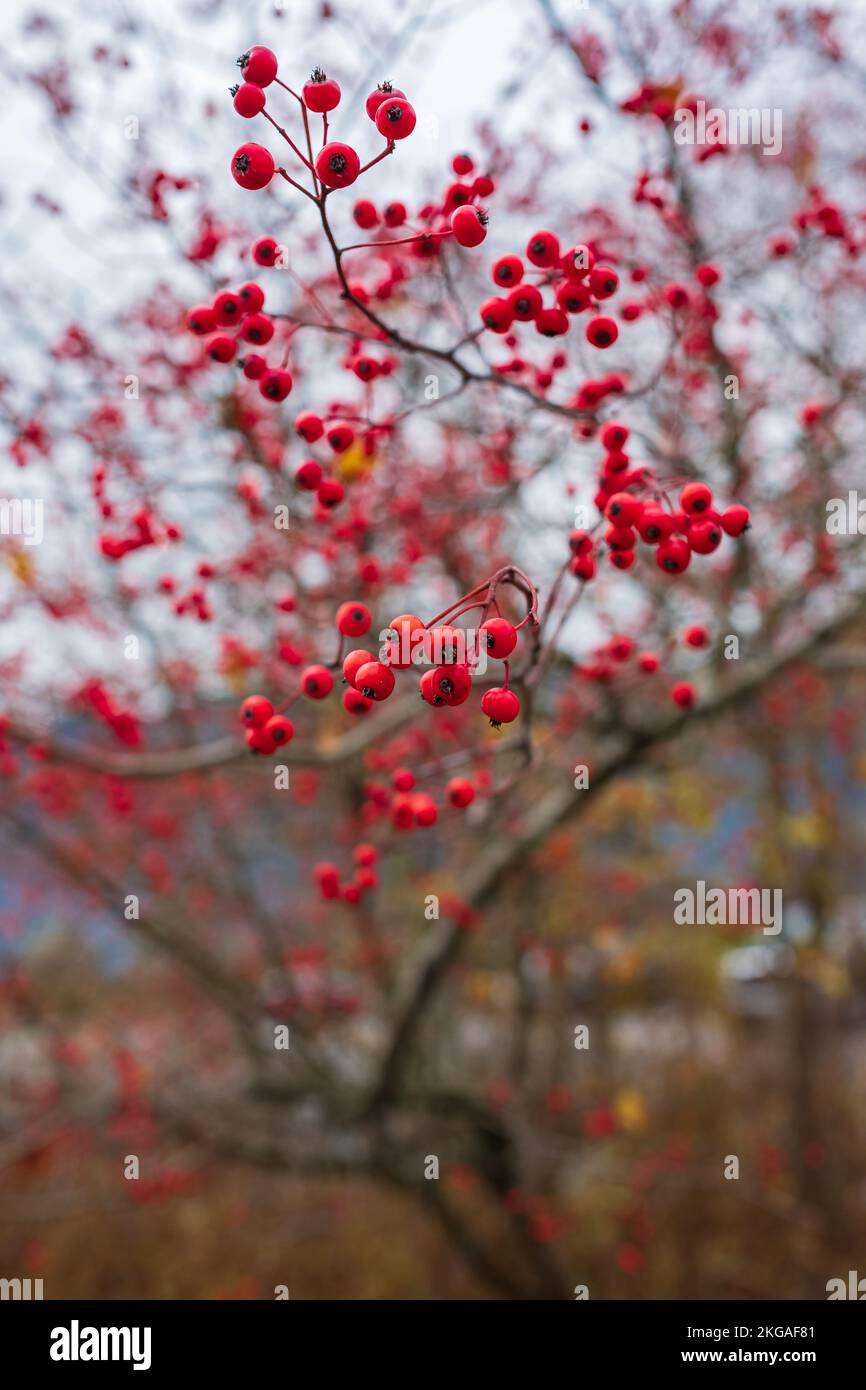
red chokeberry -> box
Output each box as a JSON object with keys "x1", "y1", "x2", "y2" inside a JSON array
[
  {"x1": 337, "y1": 602, "x2": 371, "y2": 638},
  {"x1": 481, "y1": 687, "x2": 520, "y2": 728},
  {"x1": 375, "y1": 97, "x2": 416, "y2": 140},
  {"x1": 237, "y1": 47, "x2": 278, "y2": 88},
  {"x1": 303, "y1": 68, "x2": 341, "y2": 113},
  {"x1": 231, "y1": 143, "x2": 275, "y2": 190},
  {"x1": 451, "y1": 205, "x2": 488, "y2": 247},
  {"x1": 315, "y1": 143, "x2": 360, "y2": 189}
]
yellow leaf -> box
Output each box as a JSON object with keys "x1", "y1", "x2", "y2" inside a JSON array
[
  {"x1": 335, "y1": 441, "x2": 379, "y2": 480},
  {"x1": 615, "y1": 1087, "x2": 648, "y2": 1133}
]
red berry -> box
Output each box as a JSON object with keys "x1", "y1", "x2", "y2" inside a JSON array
[
  {"x1": 354, "y1": 661, "x2": 395, "y2": 701},
  {"x1": 433, "y1": 663, "x2": 472, "y2": 706},
  {"x1": 315, "y1": 143, "x2": 360, "y2": 189},
  {"x1": 294, "y1": 459, "x2": 322, "y2": 491},
  {"x1": 480, "y1": 297, "x2": 515, "y2": 333},
  {"x1": 508, "y1": 284, "x2": 543, "y2": 321},
  {"x1": 259, "y1": 368, "x2": 293, "y2": 401},
  {"x1": 295, "y1": 410, "x2": 324, "y2": 443},
  {"x1": 492, "y1": 255, "x2": 523, "y2": 287},
  {"x1": 600, "y1": 421, "x2": 629, "y2": 451},
  {"x1": 246, "y1": 726, "x2": 276, "y2": 755},
  {"x1": 375, "y1": 97, "x2": 416, "y2": 140},
  {"x1": 638, "y1": 652, "x2": 659, "y2": 673},
  {"x1": 536, "y1": 307, "x2": 569, "y2": 337},
  {"x1": 561, "y1": 243, "x2": 594, "y2": 280},
  {"x1": 452, "y1": 153, "x2": 474, "y2": 176},
  {"x1": 447, "y1": 777, "x2": 475, "y2": 808},
  {"x1": 187, "y1": 305, "x2": 217, "y2": 335},
  {"x1": 384, "y1": 613, "x2": 426, "y2": 668},
  {"x1": 411, "y1": 793, "x2": 438, "y2": 827},
  {"x1": 419, "y1": 669, "x2": 446, "y2": 707},
  {"x1": 238, "y1": 46, "x2": 277, "y2": 87},
  {"x1": 238, "y1": 281, "x2": 265, "y2": 312},
  {"x1": 353, "y1": 199, "x2": 378, "y2": 229},
  {"x1": 314, "y1": 862, "x2": 341, "y2": 899},
  {"x1": 605, "y1": 492, "x2": 640, "y2": 526},
  {"x1": 233, "y1": 83, "x2": 265, "y2": 118},
  {"x1": 303, "y1": 68, "x2": 341, "y2": 113},
  {"x1": 264, "y1": 714, "x2": 294, "y2": 746},
  {"x1": 586, "y1": 316, "x2": 619, "y2": 348},
  {"x1": 342, "y1": 649, "x2": 375, "y2": 687},
  {"x1": 665, "y1": 282, "x2": 690, "y2": 309},
  {"x1": 721, "y1": 504, "x2": 750, "y2": 537},
  {"x1": 637, "y1": 505, "x2": 674, "y2": 543},
  {"x1": 688, "y1": 520, "x2": 723, "y2": 554},
  {"x1": 608, "y1": 549, "x2": 636, "y2": 571},
  {"x1": 696, "y1": 263, "x2": 720, "y2": 287},
  {"x1": 337, "y1": 602, "x2": 371, "y2": 638},
  {"x1": 671, "y1": 682, "x2": 696, "y2": 709},
  {"x1": 240, "y1": 694, "x2": 273, "y2": 728},
  {"x1": 656, "y1": 538, "x2": 691, "y2": 574},
  {"x1": 354, "y1": 843, "x2": 378, "y2": 866},
  {"x1": 240, "y1": 312, "x2": 274, "y2": 345},
  {"x1": 301, "y1": 665, "x2": 334, "y2": 699},
  {"x1": 556, "y1": 281, "x2": 591, "y2": 314},
  {"x1": 365, "y1": 83, "x2": 405, "y2": 121},
  {"x1": 526, "y1": 230, "x2": 560, "y2": 268},
  {"x1": 422, "y1": 625, "x2": 463, "y2": 664},
  {"x1": 213, "y1": 290, "x2": 243, "y2": 326},
  {"x1": 252, "y1": 236, "x2": 279, "y2": 266},
  {"x1": 242, "y1": 353, "x2": 267, "y2": 380},
  {"x1": 684, "y1": 624, "x2": 709, "y2": 648},
  {"x1": 383, "y1": 201, "x2": 407, "y2": 228},
  {"x1": 206, "y1": 334, "x2": 237, "y2": 364},
  {"x1": 480, "y1": 617, "x2": 517, "y2": 659},
  {"x1": 451, "y1": 205, "x2": 488, "y2": 247},
  {"x1": 605, "y1": 524, "x2": 636, "y2": 550},
  {"x1": 343, "y1": 689, "x2": 373, "y2": 716},
  {"x1": 572, "y1": 551, "x2": 597, "y2": 581},
  {"x1": 317, "y1": 479, "x2": 344, "y2": 508},
  {"x1": 680, "y1": 482, "x2": 713, "y2": 515},
  {"x1": 589, "y1": 265, "x2": 619, "y2": 299},
  {"x1": 480, "y1": 687, "x2": 520, "y2": 728},
  {"x1": 231, "y1": 143, "x2": 275, "y2": 190},
  {"x1": 392, "y1": 767, "x2": 415, "y2": 792},
  {"x1": 326, "y1": 421, "x2": 355, "y2": 453}
]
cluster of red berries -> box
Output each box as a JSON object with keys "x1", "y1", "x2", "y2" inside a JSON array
[
  {"x1": 338, "y1": 602, "x2": 523, "y2": 728},
  {"x1": 228, "y1": 45, "x2": 418, "y2": 197},
  {"x1": 186, "y1": 279, "x2": 293, "y2": 401},
  {"x1": 575, "y1": 624, "x2": 711, "y2": 710},
  {"x1": 480, "y1": 233, "x2": 620, "y2": 346},
  {"x1": 349, "y1": 152, "x2": 495, "y2": 264},
  {"x1": 239, "y1": 573, "x2": 537, "y2": 758},
  {"x1": 567, "y1": 424, "x2": 750, "y2": 579},
  {"x1": 313, "y1": 844, "x2": 378, "y2": 904},
  {"x1": 364, "y1": 766, "x2": 477, "y2": 836}
]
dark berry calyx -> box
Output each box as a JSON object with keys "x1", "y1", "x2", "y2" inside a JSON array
[
  {"x1": 530, "y1": 238, "x2": 547, "y2": 255},
  {"x1": 310, "y1": 67, "x2": 327, "y2": 82},
  {"x1": 329, "y1": 153, "x2": 347, "y2": 172},
  {"x1": 229, "y1": 84, "x2": 239, "y2": 97},
  {"x1": 236, "y1": 51, "x2": 250, "y2": 69},
  {"x1": 384, "y1": 103, "x2": 403, "y2": 122},
  {"x1": 234, "y1": 153, "x2": 251, "y2": 174},
  {"x1": 378, "y1": 81, "x2": 394, "y2": 94}
]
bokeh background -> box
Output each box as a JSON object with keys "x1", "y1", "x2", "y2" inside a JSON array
[{"x1": 1, "y1": 0, "x2": 866, "y2": 1299}]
